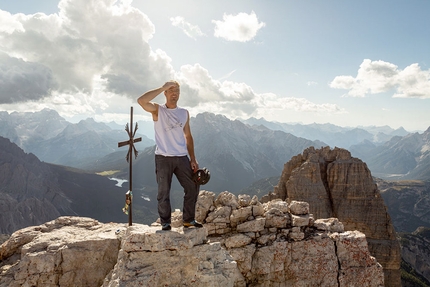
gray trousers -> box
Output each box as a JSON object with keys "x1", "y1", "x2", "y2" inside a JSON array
[{"x1": 155, "y1": 155, "x2": 199, "y2": 224}]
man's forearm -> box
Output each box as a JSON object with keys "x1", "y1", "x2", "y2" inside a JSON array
[
  {"x1": 137, "y1": 86, "x2": 165, "y2": 105},
  {"x1": 187, "y1": 138, "x2": 196, "y2": 161}
]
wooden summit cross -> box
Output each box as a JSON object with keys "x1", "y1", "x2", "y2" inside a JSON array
[{"x1": 118, "y1": 106, "x2": 142, "y2": 226}]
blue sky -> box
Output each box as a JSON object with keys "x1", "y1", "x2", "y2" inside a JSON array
[{"x1": 0, "y1": 0, "x2": 429, "y2": 131}]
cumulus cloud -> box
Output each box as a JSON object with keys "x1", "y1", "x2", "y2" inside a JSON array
[
  {"x1": 330, "y1": 59, "x2": 430, "y2": 98},
  {"x1": 212, "y1": 11, "x2": 265, "y2": 42},
  {"x1": 173, "y1": 63, "x2": 345, "y2": 119},
  {"x1": 170, "y1": 16, "x2": 206, "y2": 39},
  {"x1": 0, "y1": 0, "x2": 343, "y2": 122},
  {"x1": 0, "y1": 0, "x2": 174, "y2": 104},
  {"x1": 253, "y1": 93, "x2": 345, "y2": 114},
  {"x1": 0, "y1": 53, "x2": 57, "y2": 104}
]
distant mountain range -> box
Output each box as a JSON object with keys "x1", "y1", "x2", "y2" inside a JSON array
[
  {"x1": 0, "y1": 136, "x2": 132, "y2": 234},
  {"x1": 243, "y1": 117, "x2": 430, "y2": 181},
  {"x1": 1, "y1": 108, "x2": 430, "y2": 183},
  {"x1": 243, "y1": 117, "x2": 410, "y2": 149},
  {"x1": 0, "y1": 109, "x2": 154, "y2": 169},
  {"x1": 350, "y1": 127, "x2": 430, "y2": 180},
  {"x1": 1, "y1": 108, "x2": 430, "y2": 234},
  {"x1": 116, "y1": 112, "x2": 326, "y2": 195}
]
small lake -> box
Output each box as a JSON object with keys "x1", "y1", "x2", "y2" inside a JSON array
[{"x1": 109, "y1": 177, "x2": 128, "y2": 187}]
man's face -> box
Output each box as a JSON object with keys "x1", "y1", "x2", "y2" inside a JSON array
[{"x1": 165, "y1": 85, "x2": 180, "y2": 102}]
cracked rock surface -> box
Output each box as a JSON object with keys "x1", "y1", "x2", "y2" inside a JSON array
[{"x1": 1, "y1": 194, "x2": 384, "y2": 287}]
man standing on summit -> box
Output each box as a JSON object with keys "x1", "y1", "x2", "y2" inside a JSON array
[{"x1": 137, "y1": 81, "x2": 203, "y2": 231}]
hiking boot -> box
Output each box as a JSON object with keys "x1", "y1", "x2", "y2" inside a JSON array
[
  {"x1": 183, "y1": 220, "x2": 203, "y2": 228},
  {"x1": 161, "y1": 223, "x2": 171, "y2": 231}
]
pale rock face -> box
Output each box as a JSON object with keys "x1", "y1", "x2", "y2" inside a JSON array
[
  {"x1": 0, "y1": 217, "x2": 122, "y2": 287},
  {"x1": 264, "y1": 208, "x2": 289, "y2": 228},
  {"x1": 224, "y1": 234, "x2": 252, "y2": 249},
  {"x1": 252, "y1": 203, "x2": 265, "y2": 217},
  {"x1": 314, "y1": 217, "x2": 345, "y2": 232},
  {"x1": 291, "y1": 214, "x2": 310, "y2": 227},
  {"x1": 262, "y1": 146, "x2": 401, "y2": 287},
  {"x1": 215, "y1": 191, "x2": 239, "y2": 209},
  {"x1": 1, "y1": 190, "x2": 385, "y2": 287},
  {"x1": 289, "y1": 200, "x2": 309, "y2": 215},
  {"x1": 207, "y1": 206, "x2": 232, "y2": 224},
  {"x1": 230, "y1": 206, "x2": 253, "y2": 227},
  {"x1": 195, "y1": 190, "x2": 215, "y2": 223},
  {"x1": 237, "y1": 194, "x2": 251, "y2": 207},
  {"x1": 236, "y1": 218, "x2": 266, "y2": 233},
  {"x1": 263, "y1": 198, "x2": 289, "y2": 213}
]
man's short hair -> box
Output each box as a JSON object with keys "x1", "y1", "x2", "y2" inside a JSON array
[{"x1": 170, "y1": 80, "x2": 180, "y2": 87}]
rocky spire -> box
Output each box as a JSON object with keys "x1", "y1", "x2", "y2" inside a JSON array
[{"x1": 262, "y1": 146, "x2": 401, "y2": 287}]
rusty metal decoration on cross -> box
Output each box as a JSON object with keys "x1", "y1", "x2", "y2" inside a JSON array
[{"x1": 118, "y1": 106, "x2": 142, "y2": 226}]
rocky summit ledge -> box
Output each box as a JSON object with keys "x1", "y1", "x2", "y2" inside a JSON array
[{"x1": 1, "y1": 194, "x2": 385, "y2": 287}]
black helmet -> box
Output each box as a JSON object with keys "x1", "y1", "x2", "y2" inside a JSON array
[{"x1": 193, "y1": 167, "x2": 211, "y2": 185}]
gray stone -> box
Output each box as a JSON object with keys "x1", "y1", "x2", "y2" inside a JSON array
[
  {"x1": 314, "y1": 217, "x2": 345, "y2": 232},
  {"x1": 236, "y1": 218, "x2": 266, "y2": 233},
  {"x1": 291, "y1": 214, "x2": 310, "y2": 227},
  {"x1": 225, "y1": 234, "x2": 252, "y2": 249},
  {"x1": 289, "y1": 200, "x2": 310, "y2": 215}
]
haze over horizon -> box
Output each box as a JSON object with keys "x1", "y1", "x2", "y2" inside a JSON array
[{"x1": 1, "y1": 0, "x2": 429, "y2": 132}]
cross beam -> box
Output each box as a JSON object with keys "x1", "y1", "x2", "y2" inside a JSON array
[{"x1": 118, "y1": 106, "x2": 142, "y2": 226}]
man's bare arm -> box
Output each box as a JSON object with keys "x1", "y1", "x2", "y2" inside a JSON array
[
  {"x1": 184, "y1": 113, "x2": 198, "y2": 171},
  {"x1": 137, "y1": 81, "x2": 177, "y2": 115}
]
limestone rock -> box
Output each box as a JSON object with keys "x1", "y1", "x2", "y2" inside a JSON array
[
  {"x1": 332, "y1": 231, "x2": 385, "y2": 286},
  {"x1": 289, "y1": 200, "x2": 309, "y2": 215},
  {"x1": 314, "y1": 217, "x2": 344, "y2": 232},
  {"x1": 215, "y1": 191, "x2": 239, "y2": 209},
  {"x1": 195, "y1": 190, "x2": 215, "y2": 223},
  {"x1": 0, "y1": 216, "x2": 123, "y2": 287},
  {"x1": 106, "y1": 226, "x2": 242, "y2": 287},
  {"x1": 291, "y1": 214, "x2": 310, "y2": 227},
  {"x1": 264, "y1": 208, "x2": 289, "y2": 228},
  {"x1": 230, "y1": 206, "x2": 253, "y2": 227},
  {"x1": 206, "y1": 206, "x2": 232, "y2": 224},
  {"x1": 263, "y1": 199, "x2": 289, "y2": 213},
  {"x1": 236, "y1": 218, "x2": 265, "y2": 233},
  {"x1": 252, "y1": 203, "x2": 264, "y2": 217},
  {"x1": 1, "y1": 193, "x2": 385, "y2": 287},
  {"x1": 237, "y1": 194, "x2": 251, "y2": 207},
  {"x1": 263, "y1": 146, "x2": 401, "y2": 287},
  {"x1": 224, "y1": 234, "x2": 252, "y2": 249}
]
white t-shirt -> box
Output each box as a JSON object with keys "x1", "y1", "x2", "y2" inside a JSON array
[{"x1": 154, "y1": 104, "x2": 189, "y2": 156}]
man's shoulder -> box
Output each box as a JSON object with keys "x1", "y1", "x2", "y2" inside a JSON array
[{"x1": 177, "y1": 106, "x2": 188, "y2": 112}]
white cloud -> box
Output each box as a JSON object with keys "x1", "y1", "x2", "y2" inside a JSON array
[
  {"x1": 0, "y1": 0, "x2": 344, "y2": 123},
  {"x1": 212, "y1": 11, "x2": 265, "y2": 42},
  {"x1": 0, "y1": 10, "x2": 24, "y2": 33},
  {"x1": 330, "y1": 59, "x2": 430, "y2": 99},
  {"x1": 0, "y1": 52, "x2": 56, "y2": 104},
  {"x1": 0, "y1": 0, "x2": 174, "y2": 104},
  {"x1": 170, "y1": 16, "x2": 206, "y2": 39},
  {"x1": 307, "y1": 81, "x2": 318, "y2": 86},
  {"x1": 254, "y1": 93, "x2": 346, "y2": 114},
  {"x1": 394, "y1": 63, "x2": 430, "y2": 98},
  {"x1": 173, "y1": 64, "x2": 345, "y2": 120}
]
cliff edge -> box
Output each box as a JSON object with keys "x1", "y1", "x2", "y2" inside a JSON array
[{"x1": 1, "y1": 193, "x2": 383, "y2": 287}]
